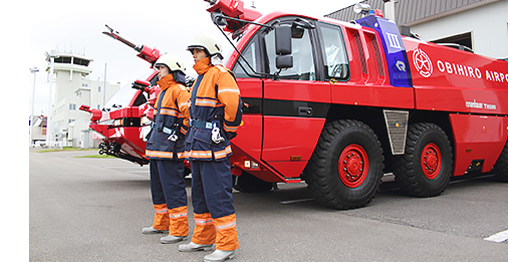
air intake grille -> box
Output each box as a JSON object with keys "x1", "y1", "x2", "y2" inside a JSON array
[{"x1": 354, "y1": 32, "x2": 368, "y2": 74}]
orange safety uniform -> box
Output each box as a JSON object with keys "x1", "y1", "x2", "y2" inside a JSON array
[
  {"x1": 183, "y1": 57, "x2": 242, "y2": 251},
  {"x1": 145, "y1": 73, "x2": 190, "y2": 237}
]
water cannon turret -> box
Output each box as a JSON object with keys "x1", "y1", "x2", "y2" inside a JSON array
[
  {"x1": 102, "y1": 25, "x2": 161, "y2": 67},
  {"x1": 204, "y1": 0, "x2": 262, "y2": 31},
  {"x1": 80, "y1": 105, "x2": 103, "y2": 122}
]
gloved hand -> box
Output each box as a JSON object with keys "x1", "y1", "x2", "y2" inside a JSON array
[{"x1": 225, "y1": 132, "x2": 237, "y2": 140}]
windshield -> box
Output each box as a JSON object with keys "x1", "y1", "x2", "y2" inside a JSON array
[{"x1": 103, "y1": 71, "x2": 154, "y2": 110}]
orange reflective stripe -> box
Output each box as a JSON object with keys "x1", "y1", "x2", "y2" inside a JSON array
[
  {"x1": 153, "y1": 204, "x2": 169, "y2": 214},
  {"x1": 213, "y1": 146, "x2": 232, "y2": 160},
  {"x1": 195, "y1": 97, "x2": 220, "y2": 108},
  {"x1": 146, "y1": 150, "x2": 174, "y2": 159},
  {"x1": 154, "y1": 208, "x2": 169, "y2": 214},
  {"x1": 186, "y1": 150, "x2": 213, "y2": 159},
  {"x1": 217, "y1": 88, "x2": 240, "y2": 95},
  {"x1": 159, "y1": 108, "x2": 179, "y2": 117},
  {"x1": 223, "y1": 124, "x2": 239, "y2": 132},
  {"x1": 215, "y1": 221, "x2": 236, "y2": 231},
  {"x1": 147, "y1": 150, "x2": 185, "y2": 160},
  {"x1": 195, "y1": 217, "x2": 214, "y2": 225},
  {"x1": 169, "y1": 206, "x2": 189, "y2": 219},
  {"x1": 214, "y1": 214, "x2": 237, "y2": 231}
]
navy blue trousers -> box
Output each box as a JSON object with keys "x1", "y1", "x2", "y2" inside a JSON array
[
  {"x1": 191, "y1": 159, "x2": 235, "y2": 219},
  {"x1": 150, "y1": 159, "x2": 187, "y2": 209}
]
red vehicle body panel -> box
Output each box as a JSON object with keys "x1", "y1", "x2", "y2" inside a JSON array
[{"x1": 450, "y1": 114, "x2": 508, "y2": 176}]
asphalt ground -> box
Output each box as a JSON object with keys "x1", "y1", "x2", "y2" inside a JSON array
[{"x1": 29, "y1": 149, "x2": 508, "y2": 261}]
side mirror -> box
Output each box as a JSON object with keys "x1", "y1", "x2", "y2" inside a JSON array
[
  {"x1": 275, "y1": 24, "x2": 291, "y2": 55},
  {"x1": 275, "y1": 24, "x2": 293, "y2": 69}
]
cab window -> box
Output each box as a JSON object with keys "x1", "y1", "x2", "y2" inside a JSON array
[
  {"x1": 265, "y1": 25, "x2": 316, "y2": 81},
  {"x1": 318, "y1": 23, "x2": 349, "y2": 80},
  {"x1": 232, "y1": 36, "x2": 259, "y2": 78}
]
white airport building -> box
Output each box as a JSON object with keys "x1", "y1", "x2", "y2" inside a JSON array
[{"x1": 41, "y1": 52, "x2": 120, "y2": 148}]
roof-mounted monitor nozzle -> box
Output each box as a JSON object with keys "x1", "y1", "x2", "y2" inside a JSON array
[{"x1": 353, "y1": 2, "x2": 371, "y2": 17}]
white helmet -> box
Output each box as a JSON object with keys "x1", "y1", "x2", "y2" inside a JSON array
[
  {"x1": 187, "y1": 34, "x2": 223, "y2": 59},
  {"x1": 154, "y1": 54, "x2": 185, "y2": 73}
]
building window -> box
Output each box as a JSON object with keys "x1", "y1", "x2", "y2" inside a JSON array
[
  {"x1": 68, "y1": 119, "x2": 75, "y2": 124},
  {"x1": 73, "y1": 57, "x2": 90, "y2": 66},
  {"x1": 69, "y1": 104, "x2": 76, "y2": 110},
  {"x1": 55, "y1": 56, "x2": 71, "y2": 64},
  {"x1": 98, "y1": 86, "x2": 101, "y2": 92}
]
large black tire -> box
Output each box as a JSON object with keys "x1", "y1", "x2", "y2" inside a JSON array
[
  {"x1": 392, "y1": 123, "x2": 453, "y2": 197},
  {"x1": 303, "y1": 120, "x2": 384, "y2": 210},
  {"x1": 494, "y1": 139, "x2": 508, "y2": 182},
  {"x1": 234, "y1": 171, "x2": 273, "y2": 193}
]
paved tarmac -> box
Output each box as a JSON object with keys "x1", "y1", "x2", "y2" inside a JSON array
[{"x1": 29, "y1": 149, "x2": 508, "y2": 261}]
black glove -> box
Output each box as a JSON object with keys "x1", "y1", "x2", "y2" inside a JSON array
[{"x1": 225, "y1": 132, "x2": 237, "y2": 140}]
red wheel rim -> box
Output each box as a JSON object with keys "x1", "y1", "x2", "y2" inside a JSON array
[
  {"x1": 338, "y1": 144, "x2": 369, "y2": 188},
  {"x1": 421, "y1": 143, "x2": 442, "y2": 179}
]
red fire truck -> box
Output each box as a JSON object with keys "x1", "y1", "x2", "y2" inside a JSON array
[
  {"x1": 83, "y1": 0, "x2": 508, "y2": 210},
  {"x1": 204, "y1": 0, "x2": 508, "y2": 209},
  {"x1": 80, "y1": 25, "x2": 164, "y2": 166}
]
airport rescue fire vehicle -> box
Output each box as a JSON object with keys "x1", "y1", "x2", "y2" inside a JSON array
[{"x1": 82, "y1": 0, "x2": 508, "y2": 210}]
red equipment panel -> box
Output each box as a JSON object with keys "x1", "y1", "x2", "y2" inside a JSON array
[{"x1": 449, "y1": 114, "x2": 508, "y2": 176}]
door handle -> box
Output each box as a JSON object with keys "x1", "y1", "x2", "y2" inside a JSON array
[{"x1": 298, "y1": 106, "x2": 313, "y2": 116}]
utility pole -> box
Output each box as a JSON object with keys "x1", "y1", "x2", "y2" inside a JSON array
[
  {"x1": 29, "y1": 66, "x2": 39, "y2": 147},
  {"x1": 45, "y1": 50, "x2": 59, "y2": 147},
  {"x1": 103, "y1": 63, "x2": 107, "y2": 107},
  {"x1": 383, "y1": 0, "x2": 397, "y2": 22}
]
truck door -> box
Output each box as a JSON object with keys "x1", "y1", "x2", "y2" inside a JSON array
[
  {"x1": 231, "y1": 34, "x2": 264, "y2": 163},
  {"x1": 260, "y1": 18, "x2": 330, "y2": 179}
]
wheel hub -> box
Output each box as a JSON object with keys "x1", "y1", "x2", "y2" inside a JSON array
[
  {"x1": 421, "y1": 143, "x2": 442, "y2": 179},
  {"x1": 338, "y1": 144, "x2": 369, "y2": 188}
]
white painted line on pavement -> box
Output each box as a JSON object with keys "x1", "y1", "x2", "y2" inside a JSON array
[{"x1": 484, "y1": 229, "x2": 508, "y2": 243}]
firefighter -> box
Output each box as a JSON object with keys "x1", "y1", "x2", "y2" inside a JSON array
[
  {"x1": 178, "y1": 34, "x2": 242, "y2": 262},
  {"x1": 142, "y1": 53, "x2": 191, "y2": 244}
]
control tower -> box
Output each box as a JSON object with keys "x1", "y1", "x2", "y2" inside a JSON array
[{"x1": 46, "y1": 51, "x2": 119, "y2": 148}]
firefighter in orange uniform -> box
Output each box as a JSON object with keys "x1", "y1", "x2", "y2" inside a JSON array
[
  {"x1": 142, "y1": 54, "x2": 191, "y2": 244},
  {"x1": 178, "y1": 34, "x2": 242, "y2": 262}
]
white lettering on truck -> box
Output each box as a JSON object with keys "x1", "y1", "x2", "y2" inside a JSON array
[
  {"x1": 436, "y1": 60, "x2": 482, "y2": 79},
  {"x1": 465, "y1": 99, "x2": 497, "y2": 110}
]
